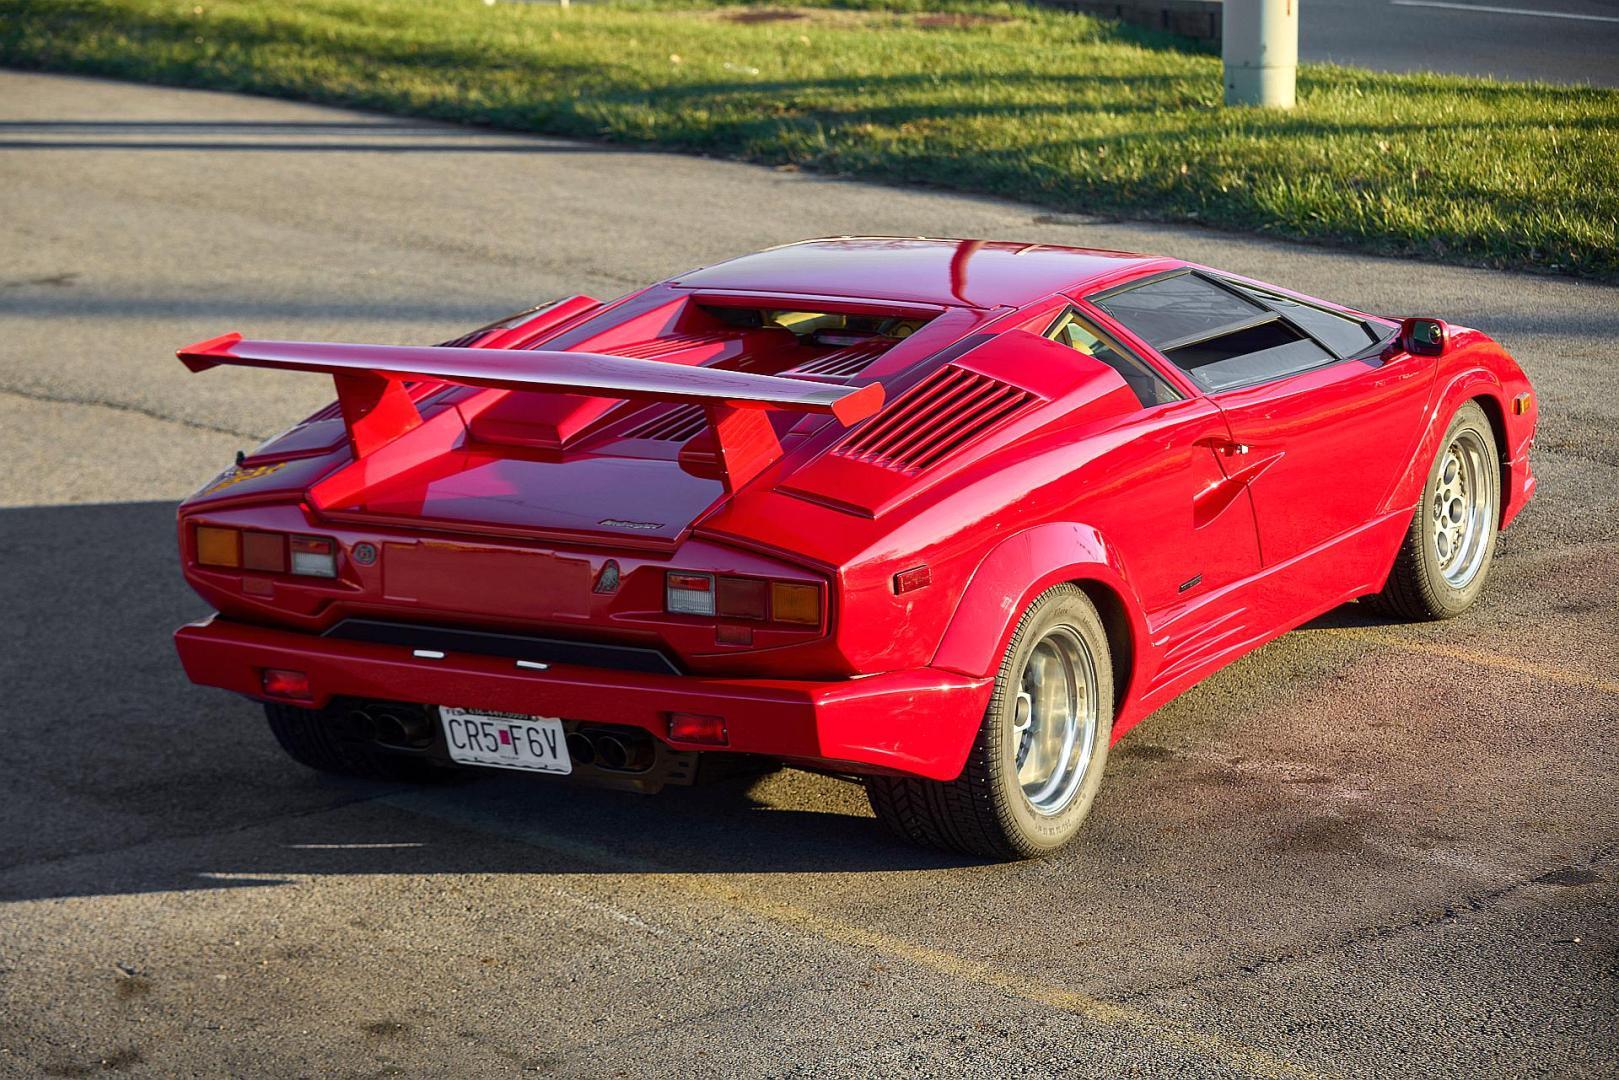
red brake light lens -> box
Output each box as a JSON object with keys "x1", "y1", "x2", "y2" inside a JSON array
[
  {"x1": 716, "y1": 576, "x2": 768, "y2": 620},
  {"x1": 242, "y1": 531, "x2": 287, "y2": 573}
]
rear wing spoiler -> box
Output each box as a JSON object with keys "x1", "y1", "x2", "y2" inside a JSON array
[{"x1": 178, "y1": 333, "x2": 885, "y2": 491}]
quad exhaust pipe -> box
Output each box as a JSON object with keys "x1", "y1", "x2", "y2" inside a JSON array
[
  {"x1": 345, "y1": 704, "x2": 432, "y2": 749},
  {"x1": 564, "y1": 727, "x2": 655, "y2": 773}
]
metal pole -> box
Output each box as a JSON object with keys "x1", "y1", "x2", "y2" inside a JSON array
[{"x1": 1223, "y1": 0, "x2": 1298, "y2": 107}]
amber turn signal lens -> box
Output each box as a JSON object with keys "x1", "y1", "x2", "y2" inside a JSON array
[
  {"x1": 196, "y1": 525, "x2": 240, "y2": 568},
  {"x1": 770, "y1": 581, "x2": 821, "y2": 625}
]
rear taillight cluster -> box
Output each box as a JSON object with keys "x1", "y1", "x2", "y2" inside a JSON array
[
  {"x1": 194, "y1": 525, "x2": 338, "y2": 579},
  {"x1": 665, "y1": 571, "x2": 821, "y2": 626}
]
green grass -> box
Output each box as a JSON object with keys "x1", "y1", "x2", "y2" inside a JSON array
[{"x1": 4, "y1": 0, "x2": 1616, "y2": 277}]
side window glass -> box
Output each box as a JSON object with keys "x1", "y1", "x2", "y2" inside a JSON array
[
  {"x1": 1228, "y1": 283, "x2": 1379, "y2": 356},
  {"x1": 1045, "y1": 310, "x2": 1179, "y2": 408},
  {"x1": 1091, "y1": 272, "x2": 1337, "y2": 393}
]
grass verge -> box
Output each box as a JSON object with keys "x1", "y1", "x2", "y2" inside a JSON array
[{"x1": 3, "y1": 0, "x2": 1616, "y2": 278}]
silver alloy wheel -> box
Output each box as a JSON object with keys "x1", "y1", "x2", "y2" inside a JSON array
[
  {"x1": 1010, "y1": 625, "x2": 1099, "y2": 816},
  {"x1": 1432, "y1": 428, "x2": 1495, "y2": 588}
]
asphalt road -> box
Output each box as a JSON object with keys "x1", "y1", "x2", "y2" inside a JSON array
[
  {"x1": 1, "y1": 70, "x2": 1617, "y2": 1078},
  {"x1": 1301, "y1": 0, "x2": 1619, "y2": 87}
]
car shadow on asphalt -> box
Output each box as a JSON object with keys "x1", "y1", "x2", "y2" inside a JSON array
[{"x1": 0, "y1": 499, "x2": 987, "y2": 904}]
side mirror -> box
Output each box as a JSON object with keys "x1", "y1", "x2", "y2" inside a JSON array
[{"x1": 1401, "y1": 317, "x2": 1448, "y2": 357}]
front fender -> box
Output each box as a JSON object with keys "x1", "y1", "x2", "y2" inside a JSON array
[
  {"x1": 931, "y1": 522, "x2": 1148, "y2": 694},
  {"x1": 1382, "y1": 342, "x2": 1533, "y2": 528}
]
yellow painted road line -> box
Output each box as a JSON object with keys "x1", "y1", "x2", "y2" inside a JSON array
[
  {"x1": 664, "y1": 872, "x2": 1326, "y2": 1080},
  {"x1": 384, "y1": 803, "x2": 1327, "y2": 1080},
  {"x1": 1340, "y1": 629, "x2": 1619, "y2": 696}
]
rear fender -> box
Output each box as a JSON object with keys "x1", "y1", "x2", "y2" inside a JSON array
[{"x1": 931, "y1": 521, "x2": 1148, "y2": 715}]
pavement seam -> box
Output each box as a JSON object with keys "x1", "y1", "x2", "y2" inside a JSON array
[
  {"x1": 0, "y1": 383, "x2": 260, "y2": 441},
  {"x1": 1114, "y1": 844, "x2": 1619, "y2": 1006}
]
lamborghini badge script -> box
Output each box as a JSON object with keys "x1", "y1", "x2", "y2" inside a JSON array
[{"x1": 599, "y1": 519, "x2": 663, "y2": 530}]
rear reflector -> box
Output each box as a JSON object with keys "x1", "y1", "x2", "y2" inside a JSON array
[
  {"x1": 668, "y1": 712, "x2": 727, "y2": 745},
  {"x1": 893, "y1": 565, "x2": 931, "y2": 594},
  {"x1": 242, "y1": 531, "x2": 287, "y2": 573},
  {"x1": 717, "y1": 576, "x2": 768, "y2": 620},
  {"x1": 771, "y1": 581, "x2": 821, "y2": 625},
  {"x1": 261, "y1": 668, "x2": 311, "y2": 699},
  {"x1": 290, "y1": 535, "x2": 337, "y2": 578},
  {"x1": 196, "y1": 525, "x2": 240, "y2": 568},
  {"x1": 666, "y1": 571, "x2": 716, "y2": 616}
]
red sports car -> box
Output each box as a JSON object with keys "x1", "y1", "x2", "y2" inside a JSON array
[{"x1": 173, "y1": 238, "x2": 1537, "y2": 858}]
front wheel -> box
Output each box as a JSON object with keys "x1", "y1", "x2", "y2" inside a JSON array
[
  {"x1": 865, "y1": 584, "x2": 1113, "y2": 860},
  {"x1": 1373, "y1": 401, "x2": 1501, "y2": 620}
]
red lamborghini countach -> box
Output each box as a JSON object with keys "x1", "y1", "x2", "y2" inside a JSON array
[{"x1": 173, "y1": 238, "x2": 1536, "y2": 858}]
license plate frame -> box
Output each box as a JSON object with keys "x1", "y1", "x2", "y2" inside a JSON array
[{"x1": 439, "y1": 707, "x2": 572, "y2": 775}]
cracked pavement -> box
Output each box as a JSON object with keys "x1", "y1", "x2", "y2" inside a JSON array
[{"x1": 0, "y1": 70, "x2": 1615, "y2": 1078}]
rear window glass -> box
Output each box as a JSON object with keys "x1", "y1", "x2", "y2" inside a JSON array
[{"x1": 1093, "y1": 273, "x2": 1265, "y2": 348}]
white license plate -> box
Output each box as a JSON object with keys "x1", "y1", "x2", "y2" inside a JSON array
[{"x1": 440, "y1": 708, "x2": 571, "y2": 775}]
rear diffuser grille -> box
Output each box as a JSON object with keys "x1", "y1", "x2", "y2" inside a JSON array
[{"x1": 834, "y1": 365, "x2": 1035, "y2": 473}]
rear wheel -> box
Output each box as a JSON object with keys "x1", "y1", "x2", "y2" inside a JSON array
[
  {"x1": 265, "y1": 702, "x2": 466, "y2": 784},
  {"x1": 1374, "y1": 402, "x2": 1501, "y2": 620},
  {"x1": 865, "y1": 584, "x2": 1113, "y2": 860}
]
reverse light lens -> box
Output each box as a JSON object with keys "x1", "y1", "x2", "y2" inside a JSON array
[
  {"x1": 242, "y1": 531, "x2": 287, "y2": 573},
  {"x1": 196, "y1": 525, "x2": 241, "y2": 568},
  {"x1": 771, "y1": 582, "x2": 821, "y2": 625},
  {"x1": 261, "y1": 668, "x2": 311, "y2": 700},
  {"x1": 716, "y1": 576, "x2": 768, "y2": 620},
  {"x1": 289, "y1": 535, "x2": 337, "y2": 578},
  {"x1": 666, "y1": 572, "x2": 716, "y2": 616},
  {"x1": 668, "y1": 711, "x2": 728, "y2": 746}
]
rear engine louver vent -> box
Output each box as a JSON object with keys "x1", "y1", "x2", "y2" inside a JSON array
[
  {"x1": 620, "y1": 404, "x2": 708, "y2": 442},
  {"x1": 790, "y1": 343, "x2": 888, "y2": 380},
  {"x1": 435, "y1": 328, "x2": 495, "y2": 349},
  {"x1": 835, "y1": 365, "x2": 1036, "y2": 473},
  {"x1": 607, "y1": 333, "x2": 733, "y2": 360}
]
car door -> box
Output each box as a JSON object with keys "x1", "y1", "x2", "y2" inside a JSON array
[
  {"x1": 1037, "y1": 303, "x2": 1264, "y2": 677},
  {"x1": 1086, "y1": 270, "x2": 1433, "y2": 579}
]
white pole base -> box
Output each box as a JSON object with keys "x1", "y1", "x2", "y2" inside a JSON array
[{"x1": 1224, "y1": 64, "x2": 1298, "y2": 108}]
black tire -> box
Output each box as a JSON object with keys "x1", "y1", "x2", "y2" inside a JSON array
[
  {"x1": 1373, "y1": 401, "x2": 1501, "y2": 621},
  {"x1": 865, "y1": 584, "x2": 1113, "y2": 860},
  {"x1": 265, "y1": 702, "x2": 467, "y2": 784}
]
